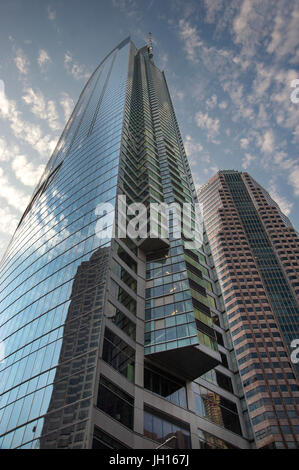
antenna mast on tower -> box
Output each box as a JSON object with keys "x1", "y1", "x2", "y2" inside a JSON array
[{"x1": 148, "y1": 32, "x2": 153, "y2": 59}]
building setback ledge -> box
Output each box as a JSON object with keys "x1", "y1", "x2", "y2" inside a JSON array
[{"x1": 147, "y1": 343, "x2": 221, "y2": 381}]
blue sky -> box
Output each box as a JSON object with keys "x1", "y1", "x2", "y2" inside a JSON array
[{"x1": 0, "y1": 0, "x2": 298, "y2": 259}]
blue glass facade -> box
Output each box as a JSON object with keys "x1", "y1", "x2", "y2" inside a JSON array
[{"x1": 0, "y1": 38, "x2": 131, "y2": 449}]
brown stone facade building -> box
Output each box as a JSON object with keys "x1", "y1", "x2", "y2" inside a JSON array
[{"x1": 198, "y1": 170, "x2": 299, "y2": 449}]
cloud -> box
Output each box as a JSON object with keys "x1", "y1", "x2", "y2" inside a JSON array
[
  {"x1": 12, "y1": 155, "x2": 45, "y2": 187},
  {"x1": 178, "y1": 19, "x2": 203, "y2": 63},
  {"x1": 157, "y1": 52, "x2": 168, "y2": 70},
  {"x1": 231, "y1": 0, "x2": 299, "y2": 64},
  {"x1": 195, "y1": 111, "x2": 220, "y2": 142},
  {"x1": 59, "y1": 92, "x2": 74, "y2": 123},
  {"x1": 0, "y1": 85, "x2": 57, "y2": 156},
  {"x1": 273, "y1": 151, "x2": 294, "y2": 171},
  {"x1": 252, "y1": 63, "x2": 274, "y2": 98},
  {"x1": 232, "y1": 0, "x2": 273, "y2": 58},
  {"x1": 267, "y1": 3, "x2": 299, "y2": 63},
  {"x1": 22, "y1": 87, "x2": 60, "y2": 131},
  {"x1": 0, "y1": 137, "x2": 19, "y2": 162},
  {"x1": 269, "y1": 180, "x2": 293, "y2": 216},
  {"x1": 14, "y1": 48, "x2": 30, "y2": 75},
  {"x1": 0, "y1": 167, "x2": 30, "y2": 211},
  {"x1": 242, "y1": 152, "x2": 255, "y2": 169},
  {"x1": 64, "y1": 52, "x2": 90, "y2": 80},
  {"x1": 204, "y1": 0, "x2": 224, "y2": 23},
  {"x1": 171, "y1": 88, "x2": 184, "y2": 102},
  {"x1": 177, "y1": 3, "x2": 298, "y2": 230},
  {"x1": 111, "y1": 0, "x2": 141, "y2": 20},
  {"x1": 38, "y1": 49, "x2": 51, "y2": 68},
  {"x1": 206, "y1": 94, "x2": 217, "y2": 109},
  {"x1": 184, "y1": 135, "x2": 207, "y2": 167},
  {"x1": 259, "y1": 129, "x2": 275, "y2": 154},
  {"x1": 177, "y1": 19, "x2": 255, "y2": 122},
  {"x1": 288, "y1": 166, "x2": 299, "y2": 197},
  {"x1": 219, "y1": 101, "x2": 227, "y2": 109},
  {"x1": 0, "y1": 207, "x2": 20, "y2": 237},
  {"x1": 240, "y1": 137, "x2": 249, "y2": 149}
]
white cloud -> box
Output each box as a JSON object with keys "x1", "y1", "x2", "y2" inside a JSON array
[
  {"x1": 254, "y1": 129, "x2": 276, "y2": 158},
  {"x1": 252, "y1": 63, "x2": 274, "y2": 98},
  {"x1": 22, "y1": 87, "x2": 60, "y2": 131},
  {"x1": 288, "y1": 166, "x2": 299, "y2": 197},
  {"x1": 0, "y1": 85, "x2": 57, "y2": 157},
  {"x1": 267, "y1": 3, "x2": 299, "y2": 63},
  {"x1": 240, "y1": 137, "x2": 249, "y2": 149},
  {"x1": 259, "y1": 129, "x2": 275, "y2": 154},
  {"x1": 60, "y1": 92, "x2": 74, "y2": 122},
  {"x1": 111, "y1": 0, "x2": 141, "y2": 20},
  {"x1": 195, "y1": 111, "x2": 220, "y2": 142},
  {"x1": 206, "y1": 94, "x2": 217, "y2": 109},
  {"x1": 172, "y1": 88, "x2": 184, "y2": 101},
  {"x1": 0, "y1": 206, "x2": 20, "y2": 236},
  {"x1": 12, "y1": 155, "x2": 45, "y2": 187},
  {"x1": 178, "y1": 19, "x2": 203, "y2": 63},
  {"x1": 232, "y1": 0, "x2": 272, "y2": 58},
  {"x1": 0, "y1": 137, "x2": 19, "y2": 162},
  {"x1": 184, "y1": 135, "x2": 207, "y2": 167},
  {"x1": 273, "y1": 151, "x2": 294, "y2": 171},
  {"x1": 38, "y1": 49, "x2": 51, "y2": 68},
  {"x1": 64, "y1": 51, "x2": 72, "y2": 65},
  {"x1": 14, "y1": 49, "x2": 30, "y2": 75},
  {"x1": 0, "y1": 167, "x2": 30, "y2": 211},
  {"x1": 64, "y1": 52, "x2": 90, "y2": 80},
  {"x1": 242, "y1": 152, "x2": 255, "y2": 169},
  {"x1": 269, "y1": 181, "x2": 293, "y2": 216},
  {"x1": 204, "y1": 0, "x2": 223, "y2": 23},
  {"x1": 157, "y1": 52, "x2": 168, "y2": 70},
  {"x1": 219, "y1": 101, "x2": 227, "y2": 109}
]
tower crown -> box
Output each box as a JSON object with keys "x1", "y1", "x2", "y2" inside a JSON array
[{"x1": 148, "y1": 32, "x2": 153, "y2": 59}]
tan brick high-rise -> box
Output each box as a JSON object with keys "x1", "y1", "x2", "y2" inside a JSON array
[{"x1": 198, "y1": 170, "x2": 299, "y2": 449}]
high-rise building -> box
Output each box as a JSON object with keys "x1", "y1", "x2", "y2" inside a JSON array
[
  {"x1": 0, "y1": 39, "x2": 250, "y2": 449},
  {"x1": 198, "y1": 170, "x2": 299, "y2": 449}
]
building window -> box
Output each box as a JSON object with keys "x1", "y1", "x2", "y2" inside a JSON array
[
  {"x1": 144, "y1": 406, "x2": 191, "y2": 448},
  {"x1": 144, "y1": 364, "x2": 187, "y2": 408},
  {"x1": 111, "y1": 259, "x2": 137, "y2": 292},
  {"x1": 92, "y1": 426, "x2": 130, "y2": 449},
  {"x1": 198, "y1": 429, "x2": 237, "y2": 449},
  {"x1": 107, "y1": 302, "x2": 136, "y2": 340},
  {"x1": 97, "y1": 376, "x2": 134, "y2": 430},
  {"x1": 102, "y1": 328, "x2": 135, "y2": 382},
  {"x1": 194, "y1": 384, "x2": 242, "y2": 435},
  {"x1": 110, "y1": 279, "x2": 136, "y2": 314},
  {"x1": 115, "y1": 241, "x2": 137, "y2": 270},
  {"x1": 215, "y1": 370, "x2": 234, "y2": 393}
]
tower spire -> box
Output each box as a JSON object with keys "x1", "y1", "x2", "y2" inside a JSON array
[{"x1": 148, "y1": 32, "x2": 153, "y2": 59}]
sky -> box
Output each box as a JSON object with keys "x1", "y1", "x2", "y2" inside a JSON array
[{"x1": 0, "y1": 0, "x2": 298, "y2": 260}]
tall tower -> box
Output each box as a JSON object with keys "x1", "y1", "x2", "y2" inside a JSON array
[
  {"x1": 198, "y1": 170, "x2": 299, "y2": 449},
  {"x1": 0, "y1": 40, "x2": 250, "y2": 449}
]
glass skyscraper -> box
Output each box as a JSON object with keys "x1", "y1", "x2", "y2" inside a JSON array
[
  {"x1": 0, "y1": 39, "x2": 250, "y2": 449},
  {"x1": 198, "y1": 170, "x2": 299, "y2": 449}
]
